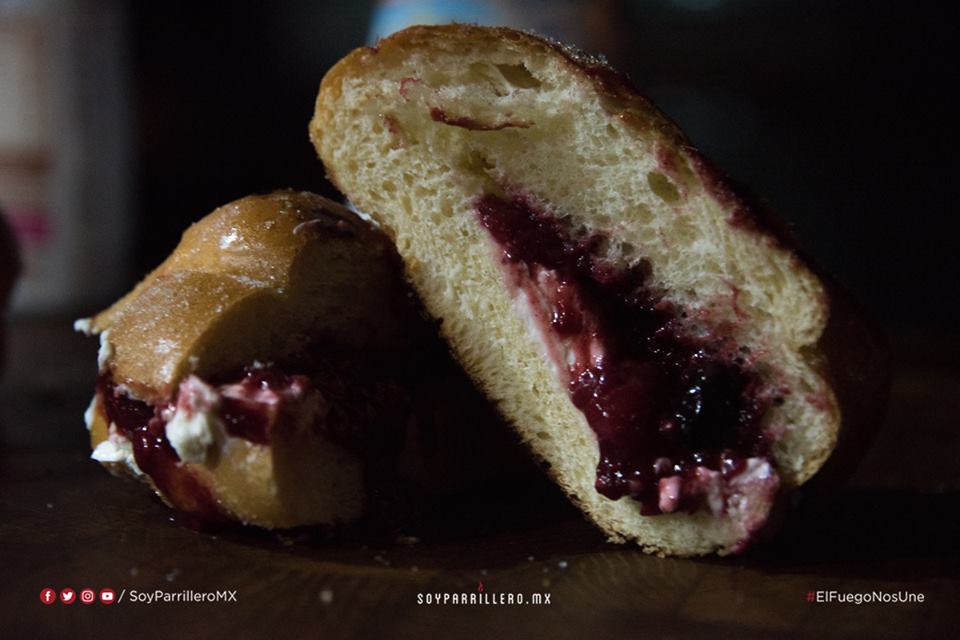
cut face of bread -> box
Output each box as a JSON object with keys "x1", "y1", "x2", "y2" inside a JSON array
[
  {"x1": 78, "y1": 191, "x2": 438, "y2": 528},
  {"x1": 312, "y1": 25, "x2": 850, "y2": 555}
]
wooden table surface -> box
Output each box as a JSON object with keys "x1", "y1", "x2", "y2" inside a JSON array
[{"x1": 2, "y1": 319, "x2": 958, "y2": 639}]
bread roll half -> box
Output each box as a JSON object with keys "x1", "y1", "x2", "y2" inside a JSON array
[
  {"x1": 311, "y1": 25, "x2": 885, "y2": 554},
  {"x1": 78, "y1": 191, "x2": 423, "y2": 527}
]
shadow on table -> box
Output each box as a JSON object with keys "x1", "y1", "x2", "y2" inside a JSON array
[
  {"x1": 206, "y1": 472, "x2": 959, "y2": 575},
  {"x1": 740, "y1": 487, "x2": 960, "y2": 580},
  {"x1": 205, "y1": 468, "x2": 607, "y2": 570}
]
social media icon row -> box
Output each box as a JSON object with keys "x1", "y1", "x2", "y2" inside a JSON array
[{"x1": 40, "y1": 587, "x2": 115, "y2": 605}]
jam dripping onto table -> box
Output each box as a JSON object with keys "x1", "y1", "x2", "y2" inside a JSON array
[{"x1": 475, "y1": 193, "x2": 775, "y2": 515}]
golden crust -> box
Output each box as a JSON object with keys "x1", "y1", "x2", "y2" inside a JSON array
[
  {"x1": 90, "y1": 191, "x2": 409, "y2": 400},
  {"x1": 805, "y1": 278, "x2": 890, "y2": 490},
  {"x1": 82, "y1": 191, "x2": 406, "y2": 527}
]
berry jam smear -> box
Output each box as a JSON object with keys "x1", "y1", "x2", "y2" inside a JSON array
[
  {"x1": 96, "y1": 367, "x2": 314, "y2": 521},
  {"x1": 98, "y1": 377, "x2": 223, "y2": 521},
  {"x1": 217, "y1": 368, "x2": 312, "y2": 445},
  {"x1": 475, "y1": 193, "x2": 778, "y2": 517}
]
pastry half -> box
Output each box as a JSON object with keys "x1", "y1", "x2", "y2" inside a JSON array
[
  {"x1": 77, "y1": 190, "x2": 428, "y2": 527},
  {"x1": 311, "y1": 25, "x2": 886, "y2": 554}
]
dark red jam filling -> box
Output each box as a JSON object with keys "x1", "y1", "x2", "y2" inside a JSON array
[
  {"x1": 217, "y1": 368, "x2": 311, "y2": 444},
  {"x1": 97, "y1": 358, "x2": 416, "y2": 522},
  {"x1": 96, "y1": 377, "x2": 223, "y2": 521},
  {"x1": 475, "y1": 193, "x2": 774, "y2": 515},
  {"x1": 95, "y1": 367, "x2": 313, "y2": 520}
]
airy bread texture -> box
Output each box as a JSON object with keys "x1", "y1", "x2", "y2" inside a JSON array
[
  {"x1": 79, "y1": 191, "x2": 413, "y2": 528},
  {"x1": 312, "y1": 25, "x2": 848, "y2": 555}
]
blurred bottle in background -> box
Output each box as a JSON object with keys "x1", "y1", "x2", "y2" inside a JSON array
[
  {"x1": 0, "y1": 0, "x2": 132, "y2": 315},
  {"x1": 368, "y1": 0, "x2": 621, "y2": 57},
  {"x1": 0, "y1": 204, "x2": 18, "y2": 369}
]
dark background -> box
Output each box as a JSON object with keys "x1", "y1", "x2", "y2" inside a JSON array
[
  {"x1": 130, "y1": 0, "x2": 957, "y2": 337},
  {"x1": 2, "y1": 3, "x2": 958, "y2": 637}
]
